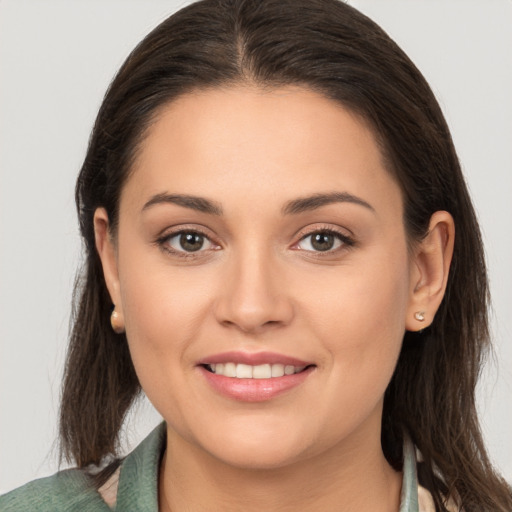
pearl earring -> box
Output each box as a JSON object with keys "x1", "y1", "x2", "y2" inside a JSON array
[
  {"x1": 110, "y1": 308, "x2": 125, "y2": 334},
  {"x1": 414, "y1": 311, "x2": 426, "y2": 322}
]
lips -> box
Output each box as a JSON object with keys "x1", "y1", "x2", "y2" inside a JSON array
[{"x1": 197, "y1": 351, "x2": 315, "y2": 402}]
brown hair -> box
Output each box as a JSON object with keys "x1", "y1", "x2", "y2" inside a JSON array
[{"x1": 61, "y1": 0, "x2": 512, "y2": 509}]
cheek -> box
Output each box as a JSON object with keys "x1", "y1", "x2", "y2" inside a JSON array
[
  {"x1": 301, "y1": 243, "x2": 411, "y2": 392},
  {"x1": 116, "y1": 245, "x2": 215, "y2": 382}
]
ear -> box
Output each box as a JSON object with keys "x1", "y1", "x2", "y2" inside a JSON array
[
  {"x1": 94, "y1": 208, "x2": 124, "y2": 329},
  {"x1": 406, "y1": 211, "x2": 455, "y2": 331}
]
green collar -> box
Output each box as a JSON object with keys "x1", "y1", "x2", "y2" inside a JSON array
[
  {"x1": 400, "y1": 435, "x2": 420, "y2": 511},
  {"x1": 113, "y1": 423, "x2": 165, "y2": 511}
]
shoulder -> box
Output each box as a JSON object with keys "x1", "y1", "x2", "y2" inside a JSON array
[
  {"x1": 0, "y1": 423, "x2": 166, "y2": 512},
  {"x1": 0, "y1": 468, "x2": 111, "y2": 512}
]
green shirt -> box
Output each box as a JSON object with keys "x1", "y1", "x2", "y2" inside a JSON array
[{"x1": 0, "y1": 423, "x2": 421, "y2": 511}]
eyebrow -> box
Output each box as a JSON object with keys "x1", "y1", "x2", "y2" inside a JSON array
[
  {"x1": 141, "y1": 191, "x2": 374, "y2": 216},
  {"x1": 142, "y1": 193, "x2": 223, "y2": 215},
  {"x1": 282, "y1": 192, "x2": 375, "y2": 215}
]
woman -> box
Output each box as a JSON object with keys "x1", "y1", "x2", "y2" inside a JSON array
[{"x1": 1, "y1": 0, "x2": 511, "y2": 510}]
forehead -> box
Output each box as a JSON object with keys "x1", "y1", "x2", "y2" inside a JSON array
[{"x1": 122, "y1": 85, "x2": 401, "y2": 217}]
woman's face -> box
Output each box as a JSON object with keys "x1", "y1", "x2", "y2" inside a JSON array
[{"x1": 97, "y1": 86, "x2": 424, "y2": 469}]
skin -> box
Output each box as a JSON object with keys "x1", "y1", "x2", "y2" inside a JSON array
[{"x1": 95, "y1": 85, "x2": 454, "y2": 511}]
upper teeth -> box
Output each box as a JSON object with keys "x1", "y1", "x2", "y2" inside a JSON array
[{"x1": 207, "y1": 363, "x2": 305, "y2": 379}]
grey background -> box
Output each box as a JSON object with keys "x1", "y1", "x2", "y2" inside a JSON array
[{"x1": 1, "y1": 0, "x2": 511, "y2": 493}]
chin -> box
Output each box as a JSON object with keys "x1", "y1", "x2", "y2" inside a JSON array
[
  {"x1": 210, "y1": 443, "x2": 306, "y2": 470},
  {"x1": 191, "y1": 420, "x2": 317, "y2": 470}
]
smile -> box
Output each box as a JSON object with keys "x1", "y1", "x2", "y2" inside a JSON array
[
  {"x1": 197, "y1": 352, "x2": 316, "y2": 402},
  {"x1": 204, "y1": 363, "x2": 307, "y2": 379}
]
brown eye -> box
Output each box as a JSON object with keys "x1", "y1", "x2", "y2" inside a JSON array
[
  {"x1": 164, "y1": 231, "x2": 215, "y2": 253},
  {"x1": 296, "y1": 230, "x2": 353, "y2": 253},
  {"x1": 310, "y1": 233, "x2": 336, "y2": 251},
  {"x1": 179, "y1": 232, "x2": 204, "y2": 252}
]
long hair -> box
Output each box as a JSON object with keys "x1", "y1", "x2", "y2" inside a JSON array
[{"x1": 60, "y1": 0, "x2": 512, "y2": 509}]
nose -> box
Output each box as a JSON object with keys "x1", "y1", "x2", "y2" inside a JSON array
[{"x1": 213, "y1": 248, "x2": 294, "y2": 334}]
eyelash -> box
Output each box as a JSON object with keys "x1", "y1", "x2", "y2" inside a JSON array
[
  {"x1": 156, "y1": 225, "x2": 355, "y2": 259},
  {"x1": 294, "y1": 225, "x2": 355, "y2": 255},
  {"x1": 156, "y1": 228, "x2": 219, "y2": 260}
]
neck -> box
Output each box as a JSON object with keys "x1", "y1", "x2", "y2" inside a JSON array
[{"x1": 159, "y1": 421, "x2": 402, "y2": 512}]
